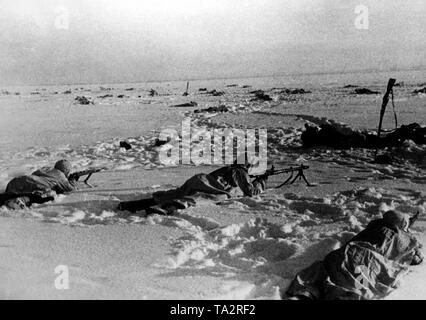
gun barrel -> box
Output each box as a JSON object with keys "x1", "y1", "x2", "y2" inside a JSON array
[
  {"x1": 271, "y1": 165, "x2": 310, "y2": 175},
  {"x1": 251, "y1": 165, "x2": 310, "y2": 178},
  {"x1": 69, "y1": 168, "x2": 104, "y2": 181}
]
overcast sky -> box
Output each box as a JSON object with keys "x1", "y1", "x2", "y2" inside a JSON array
[{"x1": 0, "y1": 0, "x2": 425, "y2": 85}]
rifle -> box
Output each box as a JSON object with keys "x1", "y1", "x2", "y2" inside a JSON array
[
  {"x1": 68, "y1": 168, "x2": 105, "y2": 188},
  {"x1": 250, "y1": 164, "x2": 313, "y2": 187},
  {"x1": 409, "y1": 211, "x2": 420, "y2": 228}
]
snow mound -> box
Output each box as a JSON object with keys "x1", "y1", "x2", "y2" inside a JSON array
[{"x1": 150, "y1": 217, "x2": 304, "y2": 299}]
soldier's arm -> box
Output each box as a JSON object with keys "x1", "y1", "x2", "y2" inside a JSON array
[
  {"x1": 252, "y1": 176, "x2": 267, "y2": 194},
  {"x1": 234, "y1": 169, "x2": 266, "y2": 197},
  {"x1": 54, "y1": 177, "x2": 77, "y2": 194}
]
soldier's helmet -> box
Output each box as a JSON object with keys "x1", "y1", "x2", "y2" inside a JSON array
[
  {"x1": 383, "y1": 210, "x2": 410, "y2": 231},
  {"x1": 234, "y1": 153, "x2": 259, "y2": 168},
  {"x1": 54, "y1": 159, "x2": 72, "y2": 177}
]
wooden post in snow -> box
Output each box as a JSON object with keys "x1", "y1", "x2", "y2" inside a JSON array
[
  {"x1": 183, "y1": 81, "x2": 189, "y2": 96},
  {"x1": 377, "y1": 78, "x2": 396, "y2": 139}
]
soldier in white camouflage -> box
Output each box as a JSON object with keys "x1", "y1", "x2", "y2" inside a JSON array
[
  {"x1": 0, "y1": 159, "x2": 76, "y2": 209},
  {"x1": 118, "y1": 159, "x2": 267, "y2": 215}
]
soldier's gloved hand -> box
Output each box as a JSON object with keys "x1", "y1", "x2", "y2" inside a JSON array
[
  {"x1": 252, "y1": 177, "x2": 267, "y2": 193},
  {"x1": 411, "y1": 250, "x2": 424, "y2": 265},
  {"x1": 69, "y1": 179, "x2": 79, "y2": 190},
  {"x1": 252, "y1": 177, "x2": 267, "y2": 188}
]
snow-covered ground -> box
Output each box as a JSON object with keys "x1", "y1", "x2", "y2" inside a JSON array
[{"x1": 1, "y1": 70, "x2": 425, "y2": 299}]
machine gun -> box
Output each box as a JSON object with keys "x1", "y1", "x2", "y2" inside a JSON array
[
  {"x1": 68, "y1": 168, "x2": 105, "y2": 188},
  {"x1": 250, "y1": 164, "x2": 313, "y2": 188}
]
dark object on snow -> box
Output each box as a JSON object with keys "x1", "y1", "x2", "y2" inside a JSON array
[
  {"x1": 194, "y1": 105, "x2": 229, "y2": 113},
  {"x1": 208, "y1": 89, "x2": 225, "y2": 96},
  {"x1": 249, "y1": 89, "x2": 264, "y2": 94},
  {"x1": 149, "y1": 89, "x2": 158, "y2": 97},
  {"x1": 211, "y1": 90, "x2": 225, "y2": 96},
  {"x1": 273, "y1": 88, "x2": 311, "y2": 95},
  {"x1": 201, "y1": 89, "x2": 225, "y2": 96},
  {"x1": 301, "y1": 123, "x2": 371, "y2": 149},
  {"x1": 63, "y1": 90, "x2": 72, "y2": 94},
  {"x1": 226, "y1": 84, "x2": 238, "y2": 87},
  {"x1": 412, "y1": 87, "x2": 426, "y2": 95},
  {"x1": 343, "y1": 84, "x2": 358, "y2": 88},
  {"x1": 125, "y1": 88, "x2": 134, "y2": 91},
  {"x1": 286, "y1": 211, "x2": 423, "y2": 300},
  {"x1": 98, "y1": 94, "x2": 113, "y2": 98},
  {"x1": 301, "y1": 122, "x2": 426, "y2": 149},
  {"x1": 119, "y1": 141, "x2": 132, "y2": 150},
  {"x1": 242, "y1": 85, "x2": 251, "y2": 88},
  {"x1": 154, "y1": 138, "x2": 169, "y2": 147},
  {"x1": 117, "y1": 94, "x2": 126, "y2": 98},
  {"x1": 352, "y1": 88, "x2": 380, "y2": 95},
  {"x1": 384, "y1": 123, "x2": 426, "y2": 145},
  {"x1": 289, "y1": 88, "x2": 310, "y2": 94},
  {"x1": 251, "y1": 90, "x2": 272, "y2": 101},
  {"x1": 75, "y1": 96, "x2": 94, "y2": 105},
  {"x1": 250, "y1": 164, "x2": 312, "y2": 187},
  {"x1": 198, "y1": 88, "x2": 208, "y2": 92},
  {"x1": 170, "y1": 101, "x2": 198, "y2": 108},
  {"x1": 284, "y1": 88, "x2": 311, "y2": 94}
]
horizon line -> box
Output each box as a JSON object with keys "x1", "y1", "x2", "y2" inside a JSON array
[{"x1": 1, "y1": 65, "x2": 425, "y2": 88}]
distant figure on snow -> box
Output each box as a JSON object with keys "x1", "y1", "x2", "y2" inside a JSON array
[
  {"x1": 0, "y1": 159, "x2": 76, "y2": 210},
  {"x1": 286, "y1": 210, "x2": 423, "y2": 300},
  {"x1": 118, "y1": 157, "x2": 267, "y2": 215}
]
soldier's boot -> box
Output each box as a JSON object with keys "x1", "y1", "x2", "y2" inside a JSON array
[
  {"x1": 118, "y1": 198, "x2": 157, "y2": 212},
  {"x1": 4, "y1": 197, "x2": 31, "y2": 210}
]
